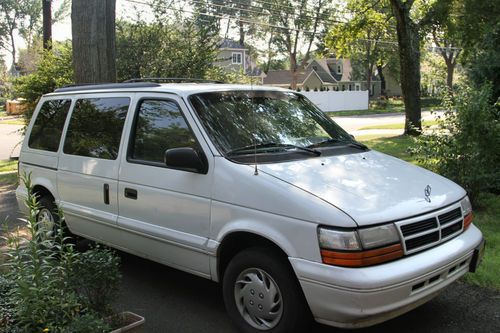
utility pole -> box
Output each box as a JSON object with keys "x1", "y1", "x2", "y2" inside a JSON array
[{"x1": 43, "y1": 0, "x2": 52, "y2": 49}]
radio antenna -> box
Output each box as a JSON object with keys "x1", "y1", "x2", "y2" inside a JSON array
[{"x1": 251, "y1": 76, "x2": 258, "y2": 176}]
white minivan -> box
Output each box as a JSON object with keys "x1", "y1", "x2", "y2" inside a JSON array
[{"x1": 16, "y1": 82, "x2": 484, "y2": 332}]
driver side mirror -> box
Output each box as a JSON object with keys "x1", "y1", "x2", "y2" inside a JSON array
[{"x1": 164, "y1": 148, "x2": 208, "y2": 174}]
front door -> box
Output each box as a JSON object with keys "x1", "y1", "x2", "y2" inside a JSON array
[{"x1": 117, "y1": 93, "x2": 213, "y2": 277}]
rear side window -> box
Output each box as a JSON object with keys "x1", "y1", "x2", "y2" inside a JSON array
[
  {"x1": 28, "y1": 99, "x2": 72, "y2": 152},
  {"x1": 63, "y1": 97, "x2": 130, "y2": 160},
  {"x1": 129, "y1": 99, "x2": 198, "y2": 164}
]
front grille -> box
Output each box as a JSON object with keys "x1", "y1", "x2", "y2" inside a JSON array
[
  {"x1": 442, "y1": 221, "x2": 462, "y2": 238},
  {"x1": 396, "y1": 204, "x2": 464, "y2": 254},
  {"x1": 400, "y1": 218, "x2": 437, "y2": 236},
  {"x1": 406, "y1": 231, "x2": 440, "y2": 251}
]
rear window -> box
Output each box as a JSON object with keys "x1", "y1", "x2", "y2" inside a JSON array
[
  {"x1": 28, "y1": 99, "x2": 72, "y2": 152},
  {"x1": 63, "y1": 97, "x2": 130, "y2": 160}
]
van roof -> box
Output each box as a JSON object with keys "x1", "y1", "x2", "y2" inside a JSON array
[{"x1": 47, "y1": 83, "x2": 290, "y2": 98}]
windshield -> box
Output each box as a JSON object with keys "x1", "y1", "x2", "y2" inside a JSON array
[{"x1": 189, "y1": 90, "x2": 358, "y2": 159}]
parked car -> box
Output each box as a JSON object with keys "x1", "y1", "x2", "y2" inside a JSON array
[{"x1": 16, "y1": 81, "x2": 485, "y2": 333}]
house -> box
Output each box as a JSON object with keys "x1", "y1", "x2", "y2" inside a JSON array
[
  {"x1": 263, "y1": 58, "x2": 387, "y2": 97},
  {"x1": 214, "y1": 39, "x2": 266, "y2": 83}
]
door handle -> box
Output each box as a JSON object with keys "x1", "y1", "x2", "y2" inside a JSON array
[
  {"x1": 103, "y1": 184, "x2": 110, "y2": 205},
  {"x1": 124, "y1": 187, "x2": 138, "y2": 200}
]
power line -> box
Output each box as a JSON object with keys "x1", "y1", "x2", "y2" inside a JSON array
[
  {"x1": 187, "y1": 0, "x2": 346, "y2": 27},
  {"x1": 125, "y1": 0, "x2": 329, "y2": 34}
]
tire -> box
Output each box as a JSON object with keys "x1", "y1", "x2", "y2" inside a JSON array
[
  {"x1": 222, "y1": 247, "x2": 311, "y2": 333},
  {"x1": 36, "y1": 196, "x2": 74, "y2": 242}
]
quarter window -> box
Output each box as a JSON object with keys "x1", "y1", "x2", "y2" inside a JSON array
[
  {"x1": 63, "y1": 97, "x2": 130, "y2": 160},
  {"x1": 129, "y1": 99, "x2": 198, "y2": 164},
  {"x1": 28, "y1": 99, "x2": 71, "y2": 152}
]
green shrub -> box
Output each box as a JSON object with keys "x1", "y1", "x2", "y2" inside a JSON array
[
  {"x1": 67, "y1": 245, "x2": 121, "y2": 316},
  {"x1": 411, "y1": 83, "x2": 500, "y2": 205},
  {"x1": 12, "y1": 42, "x2": 73, "y2": 123},
  {"x1": 0, "y1": 174, "x2": 121, "y2": 332}
]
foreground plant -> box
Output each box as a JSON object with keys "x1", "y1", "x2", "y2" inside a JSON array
[{"x1": 0, "y1": 174, "x2": 121, "y2": 333}]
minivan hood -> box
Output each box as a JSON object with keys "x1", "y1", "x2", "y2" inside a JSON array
[{"x1": 258, "y1": 150, "x2": 466, "y2": 226}]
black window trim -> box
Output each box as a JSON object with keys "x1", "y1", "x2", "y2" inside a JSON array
[
  {"x1": 62, "y1": 96, "x2": 131, "y2": 161},
  {"x1": 126, "y1": 96, "x2": 209, "y2": 174}
]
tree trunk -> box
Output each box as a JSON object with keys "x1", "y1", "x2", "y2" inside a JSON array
[
  {"x1": 390, "y1": 0, "x2": 422, "y2": 136},
  {"x1": 377, "y1": 64, "x2": 386, "y2": 97},
  {"x1": 72, "y1": 0, "x2": 116, "y2": 84},
  {"x1": 43, "y1": 0, "x2": 52, "y2": 50},
  {"x1": 290, "y1": 54, "x2": 298, "y2": 90},
  {"x1": 8, "y1": 27, "x2": 16, "y2": 71}
]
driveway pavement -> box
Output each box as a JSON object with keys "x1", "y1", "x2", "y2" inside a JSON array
[
  {"x1": 0, "y1": 124, "x2": 23, "y2": 160},
  {"x1": 1, "y1": 189, "x2": 499, "y2": 332}
]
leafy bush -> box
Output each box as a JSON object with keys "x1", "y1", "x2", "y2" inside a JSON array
[
  {"x1": 0, "y1": 174, "x2": 120, "y2": 332},
  {"x1": 411, "y1": 83, "x2": 500, "y2": 204},
  {"x1": 67, "y1": 245, "x2": 121, "y2": 316},
  {"x1": 12, "y1": 42, "x2": 73, "y2": 122}
]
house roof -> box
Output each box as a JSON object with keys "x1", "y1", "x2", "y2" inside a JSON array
[
  {"x1": 219, "y1": 38, "x2": 246, "y2": 50},
  {"x1": 263, "y1": 70, "x2": 309, "y2": 86}
]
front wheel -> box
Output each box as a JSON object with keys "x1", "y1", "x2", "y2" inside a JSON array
[{"x1": 222, "y1": 247, "x2": 311, "y2": 333}]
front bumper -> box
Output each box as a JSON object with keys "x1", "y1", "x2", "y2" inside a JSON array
[{"x1": 290, "y1": 225, "x2": 484, "y2": 328}]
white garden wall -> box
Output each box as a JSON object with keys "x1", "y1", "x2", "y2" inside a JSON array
[{"x1": 300, "y1": 91, "x2": 369, "y2": 112}]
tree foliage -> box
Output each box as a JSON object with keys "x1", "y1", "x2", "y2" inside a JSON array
[
  {"x1": 115, "y1": 19, "x2": 222, "y2": 82},
  {"x1": 12, "y1": 41, "x2": 73, "y2": 115},
  {"x1": 326, "y1": 0, "x2": 397, "y2": 95},
  {"x1": 457, "y1": 0, "x2": 500, "y2": 101}
]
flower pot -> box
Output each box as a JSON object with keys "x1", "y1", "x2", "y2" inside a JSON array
[{"x1": 109, "y1": 311, "x2": 145, "y2": 333}]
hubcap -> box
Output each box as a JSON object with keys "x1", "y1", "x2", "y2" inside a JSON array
[
  {"x1": 234, "y1": 268, "x2": 283, "y2": 330},
  {"x1": 37, "y1": 208, "x2": 55, "y2": 235}
]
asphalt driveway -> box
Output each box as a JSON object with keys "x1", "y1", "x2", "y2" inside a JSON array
[{"x1": 1, "y1": 187, "x2": 499, "y2": 332}]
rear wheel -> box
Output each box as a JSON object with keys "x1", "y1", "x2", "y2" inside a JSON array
[{"x1": 222, "y1": 247, "x2": 311, "y2": 333}]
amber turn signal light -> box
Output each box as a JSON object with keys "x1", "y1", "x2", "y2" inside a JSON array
[
  {"x1": 463, "y1": 213, "x2": 473, "y2": 230},
  {"x1": 321, "y1": 243, "x2": 404, "y2": 267}
]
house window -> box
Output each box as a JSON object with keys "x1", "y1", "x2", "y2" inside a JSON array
[
  {"x1": 337, "y1": 64, "x2": 342, "y2": 74},
  {"x1": 232, "y1": 52, "x2": 242, "y2": 64}
]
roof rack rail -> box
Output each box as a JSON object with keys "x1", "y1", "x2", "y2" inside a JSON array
[
  {"x1": 54, "y1": 82, "x2": 161, "y2": 93},
  {"x1": 123, "y1": 77, "x2": 225, "y2": 84}
]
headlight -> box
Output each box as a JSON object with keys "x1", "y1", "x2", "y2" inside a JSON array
[
  {"x1": 358, "y1": 224, "x2": 400, "y2": 249},
  {"x1": 461, "y1": 196, "x2": 474, "y2": 229},
  {"x1": 318, "y1": 228, "x2": 360, "y2": 251},
  {"x1": 318, "y1": 225, "x2": 403, "y2": 268},
  {"x1": 461, "y1": 196, "x2": 472, "y2": 216}
]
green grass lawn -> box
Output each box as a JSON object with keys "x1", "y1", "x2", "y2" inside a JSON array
[
  {"x1": 0, "y1": 160, "x2": 18, "y2": 173},
  {"x1": 464, "y1": 194, "x2": 500, "y2": 290},
  {"x1": 358, "y1": 119, "x2": 439, "y2": 130},
  {"x1": 359, "y1": 135, "x2": 420, "y2": 164},
  {"x1": 328, "y1": 97, "x2": 442, "y2": 117},
  {"x1": 0, "y1": 160, "x2": 18, "y2": 187},
  {"x1": 361, "y1": 135, "x2": 499, "y2": 290}
]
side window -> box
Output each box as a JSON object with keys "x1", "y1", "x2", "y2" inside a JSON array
[
  {"x1": 129, "y1": 99, "x2": 198, "y2": 164},
  {"x1": 63, "y1": 97, "x2": 130, "y2": 160},
  {"x1": 28, "y1": 99, "x2": 71, "y2": 152}
]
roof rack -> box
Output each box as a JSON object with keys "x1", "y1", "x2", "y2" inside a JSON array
[
  {"x1": 123, "y1": 77, "x2": 225, "y2": 84},
  {"x1": 54, "y1": 82, "x2": 161, "y2": 93}
]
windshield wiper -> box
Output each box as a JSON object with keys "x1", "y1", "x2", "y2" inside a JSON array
[
  {"x1": 307, "y1": 139, "x2": 369, "y2": 150},
  {"x1": 227, "y1": 142, "x2": 321, "y2": 156}
]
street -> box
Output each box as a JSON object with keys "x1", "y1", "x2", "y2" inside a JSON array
[{"x1": 0, "y1": 124, "x2": 23, "y2": 160}]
